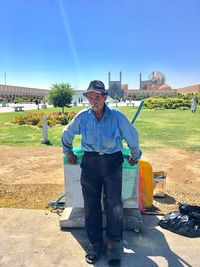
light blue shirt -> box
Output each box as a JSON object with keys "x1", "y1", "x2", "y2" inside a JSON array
[{"x1": 62, "y1": 105, "x2": 142, "y2": 161}]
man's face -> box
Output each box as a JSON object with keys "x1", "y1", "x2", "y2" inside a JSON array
[{"x1": 87, "y1": 92, "x2": 107, "y2": 113}]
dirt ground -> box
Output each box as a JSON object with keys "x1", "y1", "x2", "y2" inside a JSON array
[{"x1": 0, "y1": 145, "x2": 199, "y2": 214}]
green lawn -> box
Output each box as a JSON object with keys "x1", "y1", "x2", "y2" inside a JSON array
[{"x1": 0, "y1": 107, "x2": 199, "y2": 152}]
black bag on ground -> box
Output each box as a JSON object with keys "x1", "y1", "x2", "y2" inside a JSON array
[
  {"x1": 158, "y1": 203, "x2": 200, "y2": 238},
  {"x1": 178, "y1": 203, "x2": 200, "y2": 215}
]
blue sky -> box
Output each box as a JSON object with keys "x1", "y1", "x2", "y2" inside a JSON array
[{"x1": 0, "y1": 0, "x2": 199, "y2": 90}]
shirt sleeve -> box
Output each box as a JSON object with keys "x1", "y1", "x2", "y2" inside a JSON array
[
  {"x1": 118, "y1": 112, "x2": 142, "y2": 161},
  {"x1": 61, "y1": 114, "x2": 81, "y2": 157}
]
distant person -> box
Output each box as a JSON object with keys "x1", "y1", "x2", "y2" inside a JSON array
[
  {"x1": 62, "y1": 80, "x2": 142, "y2": 265},
  {"x1": 191, "y1": 96, "x2": 198, "y2": 113},
  {"x1": 35, "y1": 99, "x2": 40, "y2": 110}
]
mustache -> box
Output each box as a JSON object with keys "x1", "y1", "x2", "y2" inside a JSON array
[{"x1": 91, "y1": 104, "x2": 102, "y2": 108}]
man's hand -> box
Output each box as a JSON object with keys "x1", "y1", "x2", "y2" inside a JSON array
[
  {"x1": 128, "y1": 155, "x2": 138, "y2": 166},
  {"x1": 67, "y1": 152, "x2": 77, "y2": 164}
]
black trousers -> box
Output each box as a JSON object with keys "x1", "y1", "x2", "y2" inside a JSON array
[{"x1": 80, "y1": 151, "x2": 124, "y2": 245}]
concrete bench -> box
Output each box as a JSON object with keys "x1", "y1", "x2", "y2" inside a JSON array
[
  {"x1": 82, "y1": 102, "x2": 90, "y2": 107},
  {"x1": 126, "y1": 103, "x2": 134, "y2": 107},
  {"x1": 13, "y1": 106, "x2": 24, "y2": 112}
]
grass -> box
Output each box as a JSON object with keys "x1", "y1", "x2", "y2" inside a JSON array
[
  {"x1": 0, "y1": 106, "x2": 199, "y2": 152},
  {"x1": 136, "y1": 109, "x2": 200, "y2": 151}
]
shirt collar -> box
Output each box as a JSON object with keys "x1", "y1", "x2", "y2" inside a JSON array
[{"x1": 88, "y1": 104, "x2": 110, "y2": 119}]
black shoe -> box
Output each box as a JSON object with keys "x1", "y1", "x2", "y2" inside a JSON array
[{"x1": 85, "y1": 243, "x2": 103, "y2": 264}]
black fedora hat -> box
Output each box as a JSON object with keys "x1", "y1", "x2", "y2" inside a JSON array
[{"x1": 83, "y1": 80, "x2": 108, "y2": 97}]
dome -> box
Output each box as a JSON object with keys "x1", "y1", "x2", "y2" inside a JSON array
[
  {"x1": 149, "y1": 71, "x2": 166, "y2": 85},
  {"x1": 159, "y1": 84, "x2": 172, "y2": 90}
]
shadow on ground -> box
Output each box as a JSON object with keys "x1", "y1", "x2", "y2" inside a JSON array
[{"x1": 61, "y1": 215, "x2": 192, "y2": 266}]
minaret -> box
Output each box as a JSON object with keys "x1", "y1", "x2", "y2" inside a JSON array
[
  {"x1": 119, "y1": 71, "x2": 122, "y2": 85},
  {"x1": 139, "y1": 73, "x2": 142, "y2": 89},
  {"x1": 108, "y1": 71, "x2": 111, "y2": 88},
  {"x1": 4, "y1": 71, "x2": 7, "y2": 85},
  {"x1": 152, "y1": 71, "x2": 155, "y2": 81}
]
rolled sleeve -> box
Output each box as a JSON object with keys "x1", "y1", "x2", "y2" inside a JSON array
[{"x1": 118, "y1": 113, "x2": 142, "y2": 161}]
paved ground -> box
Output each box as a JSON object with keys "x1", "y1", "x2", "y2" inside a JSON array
[
  {"x1": 0, "y1": 208, "x2": 199, "y2": 267},
  {"x1": 0, "y1": 103, "x2": 53, "y2": 113},
  {"x1": 0, "y1": 101, "x2": 141, "y2": 113}
]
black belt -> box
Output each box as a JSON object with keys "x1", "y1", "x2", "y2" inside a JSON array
[{"x1": 84, "y1": 151, "x2": 121, "y2": 156}]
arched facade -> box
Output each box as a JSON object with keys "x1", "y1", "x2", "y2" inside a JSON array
[{"x1": 0, "y1": 84, "x2": 50, "y2": 102}]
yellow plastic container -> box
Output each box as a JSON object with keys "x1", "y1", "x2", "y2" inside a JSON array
[{"x1": 139, "y1": 160, "x2": 153, "y2": 208}]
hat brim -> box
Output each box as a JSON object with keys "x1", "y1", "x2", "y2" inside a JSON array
[{"x1": 83, "y1": 90, "x2": 108, "y2": 97}]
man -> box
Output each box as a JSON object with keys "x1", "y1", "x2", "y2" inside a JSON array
[
  {"x1": 191, "y1": 95, "x2": 198, "y2": 113},
  {"x1": 62, "y1": 80, "x2": 142, "y2": 265}
]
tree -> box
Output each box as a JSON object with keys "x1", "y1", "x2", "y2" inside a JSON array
[
  {"x1": 48, "y1": 83, "x2": 76, "y2": 113},
  {"x1": 114, "y1": 95, "x2": 120, "y2": 107}
]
